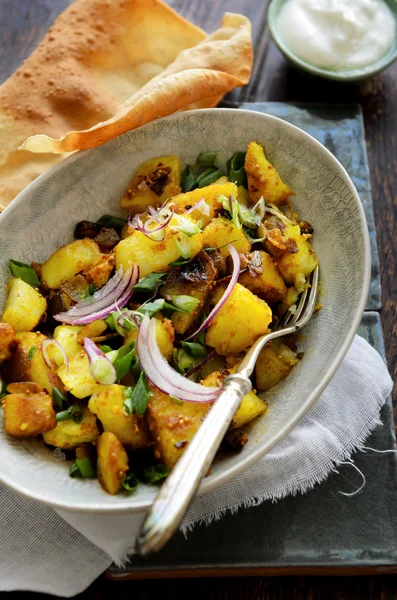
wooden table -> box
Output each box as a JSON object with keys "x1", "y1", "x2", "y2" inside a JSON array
[{"x1": 1, "y1": 0, "x2": 396, "y2": 598}]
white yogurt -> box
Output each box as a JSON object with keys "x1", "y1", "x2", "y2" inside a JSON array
[{"x1": 277, "y1": 0, "x2": 396, "y2": 70}]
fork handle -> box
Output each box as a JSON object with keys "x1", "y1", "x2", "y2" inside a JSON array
[{"x1": 137, "y1": 373, "x2": 252, "y2": 557}]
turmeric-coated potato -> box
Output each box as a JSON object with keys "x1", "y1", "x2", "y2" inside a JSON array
[
  {"x1": 89, "y1": 384, "x2": 151, "y2": 448},
  {"x1": 85, "y1": 253, "x2": 115, "y2": 288},
  {"x1": 255, "y1": 339, "x2": 299, "y2": 392},
  {"x1": 147, "y1": 386, "x2": 211, "y2": 469},
  {"x1": 171, "y1": 182, "x2": 237, "y2": 227},
  {"x1": 97, "y1": 432, "x2": 129, "y2": 495},
  {"x1": 120, "y1": 156, "x2": 181, "y2": 215},
  {"x1": 53, "y1": 325, "x2": 83, "y2": 362},
  {"x1": 2, "y1": 278, "x2": 47, "y2": 332},
  {"x1": 124, "y1": 318, "x2": 174, "y2": 361},
  {"x1": 205, "y1": 283, "x2": 272, "y2": 356},
  {"x1": 276, "y1": 226, "x2": 318, "y2": 291},
  {"x1": 57, "y1": 352, "x2": 103, "y2": 399},
  {"x1": 239, "y1": 251, "x2": 287, "y2": 304},
  {"x1": 0, "y1": 323, "x2": 17, "y2": 363},
  {"x1": 41, "y1": 238, "x2": 102, "y2": 289},
  {"x1": 245, "y1": 141, "x2": 293, "y2": 205},
  {"x1": 116, "y1": 219, "x2": 202, "y2": 278},
  {"x1": 43, "y1": 407, "x2": 99, "y2": 449},
  {"x1": 3, "y1": 332, "x2": 65, "y2": 394},
  {"x1": 202, "y1": 217, "x2": 251, "y2": 259},
  {"x1": 76, "y1": 320, "x2": 107, "y2": 344},
  {"x1": 2, "y1": 382, "x2": 56, "y2": 437},
  {"x1": 202, "y1": 370, "x2": 267, "y2": 430}
]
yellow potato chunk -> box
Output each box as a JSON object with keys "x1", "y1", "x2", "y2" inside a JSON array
[
  {"x1": 205, "y1": 283, "x2": 272, "y2": 355},
  {"x1": 171, "y1": 182, "x2": 237, "y2": 227},
  {"x1": 256, "y1": 339, "x2": 299, "y2": 391},
  {"x1": 41, "y1": 239, "x2": 102, "y2": 289},
  {"x1": 3, "y1": 332, "x2": 65, "y2": 394},
  {"x1": 276, "y1": 226, "x2": 318, "y2": 290},
  {"x1": 43, "y1": 407, "x2": 99, "y2": 449},
  {"x1": 2, "y1": 278, "x2": 47, "y2": 332},
  {"x1": 277, "y1": 287, "x2": 300, "y2": 316},
  {"x1": 239, "y1": 251, "x2": 287, "y2": 304},
  {"x1": 76, "y1": 320, "x2": 107, "y2": 344},
  {"x1": 2, "y1": 382, "x2": 56, "y2": 437},
  {"x1": 53, "y1": 325, "x2": 83, "y2": 361},
  {"x1": 97, "y1": 432, "x2": 129, "y2": 495},
  {"x1": 147, "y1": 386, "x2": 212, "y2": 469},
  {"x1": 245, "y1": 141, "x2": 293, "y2": 205},
  {"x1": 202, "y1": 370, "x2": 267, "y2": 430},
  {"x1": 57, "y1": 353, "x2": 103, "y2": 399},
  {"x1": 85, "y1": 253, "x2": 115, "y2": 288},
  {"x1": 120, "y1": 156, "x2": 181, "y2": 215},
  {"x1": 89, "y1": 384, "x2": 151, "y2": 448},
  {"x1": 0, "y1": 323, "x2": 17, "y2": 363},
  {"x1": 124, "y1": 318, "x2": 174, "y2": 361},
  {"x1": 202, "y1": 217, "x2": 251, "y2": 259},
  {"x1": 116, "y1": 222, "x2": 202, "y2": 278}
]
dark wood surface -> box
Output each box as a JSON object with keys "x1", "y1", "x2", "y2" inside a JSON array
[{"x1": 0, "y1": 0, "x2": 396, "y2": 597}]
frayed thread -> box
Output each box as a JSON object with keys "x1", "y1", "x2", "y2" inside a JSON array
[{"x1": 337, "y1": 459, "x2": 366, "y2": 497}]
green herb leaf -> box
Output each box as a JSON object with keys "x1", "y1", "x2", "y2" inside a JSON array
[
  {"x1": 181, "y1": 341, "x2": 208, "y2": 358},
  {"x1": 84, "y1": 283, "x2": 97, "y2": 298},
  {"x1": 9, "y1": 259, "x2": 41, "y2": 288},
  {"x1": 112, "y1": 343, "x2": 136, "y2": 381},
  {"x1": 173, "y1": 348, "x2": 196, "y2": 374},
  {"x1": 197, "y1": 168, "x2": 222, "y2": 188},
  {"x1": 0, "y1": 379, "x2": 8, "y2": 401},
  {"x1": 142, "y1": 464, "x2": 169, "y2": 484},
  {"x1": 172, "y1": 295, "x2": 200, "y2": 314},
  {"x1": 96, "y1": 214, "x2": 126, "y2": 229},
  {"x1": 181, "y1": 165, "x2": 196, "y2": 193},
  {"x1": 52, "y1": 387, "x2": 69, "y2": 411},
  {"x1": 69, "y1": 462, "x2": 82, "y2": 478},
  {"x1": 56, "y1": 404, "x2": 83, "y2": 423},
  {"x1": 133, "y1": 272, "x2": 167, "y2": 293},
  {"x1": 56, "y1": 409, "x2": 72, "y2": 423},
  {"x1": 123, "y1": 387, "x2": 134, "y2": 416},
  {"x1": 131, "y1": 354, "x2": 142, "y2": 382},
  {"x1": 122, "y1": 470, "x2": 139, "y2": 492},
  {"x1": 106, "y1": 309, "x2": 137, "y2": 336},
  {"x1": 169, "y1": 257, "x2": 191, "y2": 267},
  {"x1": 196, "y1": 151, "x2": 217, "y2": 167},
  {"x1": 27, "y1": 345, "x2": 37, "y2": 361},
  {"x1": 227, "y1": 151, "x2": 247, "y2": 187},
  {"x1": 132, "y1": 372, "x2": 151, "y2": 415},
  {"x1": 138, "y1": 298, "x2": 185, "y2": 318}
]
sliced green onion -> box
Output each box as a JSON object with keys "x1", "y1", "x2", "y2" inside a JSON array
[
  {"x1": 173, "y1": 348, "x2": 197, "y2": 374},
  {"x1": 27, "y1": 345, "x2": 37, "y2": 361},
  {"x1": 52, "y1": 387, "x2": 69, "y2": 411},
  {"x1": 197, "y1": 168, "x2": 222, "y2": 188},
  {"x1": 196, "y1": 151, "x2": 217, "y2": 167},
  {"x1": 70, "y1": 458, "x2": 96, "y2": 478},
  {"x1": 138, "y1": 298, "x2": 186, "y2": 318},
  {"x1": 181, "y1": 340, "x2": 208, "y2": 358},
  {"x1": 238, "y1": 204, "x2": 257, "y2": 228},
  {"x1": 123, "y1": 373, "x2": 151, "y2": 416},
  {"x1": 111, "y1": 343, "x2": 136, "y2": 381},
  {"x1": 99, "y1": 344, "x2": 113, "y2": 354},
  {"x1": 181, "y1": 165, "x2": 196, "y2": 193},
  {"x1": 56, "y1": 409, "x2": 72, "y2": 423},
  {"x1": 84, "y1": 338, "x2": 117, "y2": 385},
  {"x1": 133, "y1": 272, "x2": 167, "y2": 293},
  {"x1": 227, "y1": 151, "x2": 247, "y2": 186},
  {"x1": 84, "y1": 283, "x2": 97, "y2": 298},
  {"x1": 0, "y1": 378, "x2": 8, "y2": 401},
  {"x1": 220, "y1": 194, "x2": 241, "y2": 229},
  {"x1": 56, "y1": 404, "x2": 83, "y2": 423},
  {"x1": 172, "y1": 295, "x2": 200, "y2": 314},
  {"x1": 174, "y1": 236, "x2": 191, "y2": 260},
  {"x1": 9, "y1": 259, "x2": 41, "y2": 288},
  {"x1": 122, "y1": 470, "x2": 139, "y2": 492},
  {"x1": 96, "y1": 214, "x2": 126, "y2": 229},
  {"x1": 169, "y1": 257, "x2": 191, "y2": 267},
  {"x1": 142, "y1": 464, "x2": 169, "y2": 484},
  {"x1": 171, "y1": 215, "x2": 201, "y2": 237},
  {"x1": 131, "y1": 354, "x2": 142, "y2": 382}
]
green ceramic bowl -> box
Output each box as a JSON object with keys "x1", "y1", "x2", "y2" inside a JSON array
[{"x1": 268, "y1": 0, "x2": 397, "y2": 81}]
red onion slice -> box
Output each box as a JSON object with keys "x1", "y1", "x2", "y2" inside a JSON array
[
  {"x1": 41, "y1": 338, "x2": 69, "y2": 372},
  {"x1": 54, "y1": 265, "x2": 140, "y2": 325},
  {"x1": 137, "y1": 314, "x2": 220, "y2": 403},
  {"x1": 84, "y1": 337, "x2": 116, "y2": 385},
  {"x1": 185, "y1": 244, "x2": 240, "y2": 341},
  {"x1": 128, "y1": 208, "x2": 174, "y2": 242}
]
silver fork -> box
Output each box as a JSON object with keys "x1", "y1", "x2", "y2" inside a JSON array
[{"x1": 137, "y1": 265, "x2": 319, "y2": 557}]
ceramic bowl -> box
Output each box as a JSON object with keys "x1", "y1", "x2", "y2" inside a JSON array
[
  {"x1": 268, "y1": 0, "x2": 397, "y2": 82},
  {"x1": 0, "y1": 109, "x2": 370, "y2": 512}
]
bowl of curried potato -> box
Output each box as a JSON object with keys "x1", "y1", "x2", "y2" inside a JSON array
[{"x1": 0, "y1": 109, "x2": 370, "y2": 512}]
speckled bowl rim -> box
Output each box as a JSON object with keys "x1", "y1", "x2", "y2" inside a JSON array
[
  {"x1": 268, "y1": 0, "x2": 397, "y2": 82},
  {"x1": 0, "y1": 109, "x2": 371, "y2": 513}
]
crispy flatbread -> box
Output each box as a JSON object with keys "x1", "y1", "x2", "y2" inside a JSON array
[{"x1": 0, "y1": 0, "x2": 252, "y2": 206}]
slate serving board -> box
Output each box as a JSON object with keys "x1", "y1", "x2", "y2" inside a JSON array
[{"x1": 108, "y1": 103, "x2": 393, "y2": 579}]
